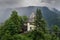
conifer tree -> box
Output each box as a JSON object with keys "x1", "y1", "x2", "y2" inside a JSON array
[
  {"x1": 29, "y1": 9, "x2": 47, "y2": 40},
  {"x1": 35, "y1": 9, "x2": 46, "y2": 32},
  {"x1": 0, "y1": 10, "x2": 25, "y2": 40},
  {"x1": 3, "y1": 10, "x2": 24, "y2": 35},
  {"x1": 52, "y1": 25, "x2": 60, "y2": 40}
]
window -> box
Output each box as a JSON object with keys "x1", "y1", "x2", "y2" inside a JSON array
[{"x1": 30, "y1": 27, "x2": 32, "y2": 30}]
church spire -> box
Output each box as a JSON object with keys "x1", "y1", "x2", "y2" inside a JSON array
[{"x1": 29, "y1": 12, "x2": 35, "y2": 22}]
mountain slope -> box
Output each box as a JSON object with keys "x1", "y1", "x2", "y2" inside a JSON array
[{"x1": 0, "y1": 6, "x2": 60, "y2": 27}]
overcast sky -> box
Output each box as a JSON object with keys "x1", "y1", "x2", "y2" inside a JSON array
[
  {"x1": 0, "y1": 0, "x2": 60, "y2": 23},
  {"x1": 0, "y1": 0, "x2": 60, "y2": 10}
]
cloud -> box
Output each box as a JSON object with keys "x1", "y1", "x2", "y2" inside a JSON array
[
  {"x1": 0, "y1": 0, "x2": 60, "y2": 23},
  {"x1": 0, "y1": 0, "x2": 22, "y2": 9},
  {"x1": 0, "y1": 0, "x2": 56, "y2": 8},
  {"x1": 41, "y1": 0, "x2": 56, "y2": 3},
  {"x1": 0, "y1": 0, "x2": 41, "y2": 9},
  {"x1": 0, "y1": 0, "x2": 60, "y2": 9},
  {"x1": 41, "y1": 0, "x2": 60, "y2": 9}
]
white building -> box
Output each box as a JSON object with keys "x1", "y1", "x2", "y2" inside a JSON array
[{"x1": 27, "y1": 12, "x2": 36, "y2": 31}]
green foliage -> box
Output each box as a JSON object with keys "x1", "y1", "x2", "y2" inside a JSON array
[
  {"x1": 22, "y1": 16, "x2": 28, "y2": 22},
  {"x1": 51, "y1": 33, "x2": 59, "y2": 40},
  {"x1": 35, "y1": 9, "x2": 46, "y2": 32},
  {"x1": 4, "y1": 10, "x2": 24, "y2": 35},
  {"x1": 52, "y1": 25, "x2": 59, "y2": 32},
  {"x1": 52, "y1": 25, "x2": 60, "y2": 40},
  {"x1": 27, "y1": 9, "x2": 47, "y2": 40},
  {"x1": 13, "y1": 34, "x2": 32, "y2": 40},
  {"x1": 0, "y1": 9, "x2": 60, "y2": 40},
  {"x1": 0, "y1": 10, "x2": 24, "y2": 40}
]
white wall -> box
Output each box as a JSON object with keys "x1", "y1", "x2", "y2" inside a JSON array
[{"x1": 27, "y1": 23, "x2": 35, "y2": 31}]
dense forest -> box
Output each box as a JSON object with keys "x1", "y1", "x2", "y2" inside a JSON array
[{"x1": 0, "y1": 9, "x2": 60, "y2": 40}]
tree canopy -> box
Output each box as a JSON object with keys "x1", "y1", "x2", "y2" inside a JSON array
[{"x1": 0, "y1": 9, "x2": 60, "y2": 40}]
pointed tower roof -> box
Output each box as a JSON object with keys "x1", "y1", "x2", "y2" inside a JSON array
[{"x1": 28, "y1": 12, "x2": 35, "y2": 22}]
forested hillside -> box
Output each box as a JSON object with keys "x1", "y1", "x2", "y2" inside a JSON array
[
  {"x1": 0, "y1": 9, "x2": 60, "y2": 40},
  {"x1": 0, "y1": 6, "x2": 60, "y2": 27}
]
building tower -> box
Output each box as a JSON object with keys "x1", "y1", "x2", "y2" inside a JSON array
[{"x1": 27, "y1": 12, "x2": 36, "y2": 31}]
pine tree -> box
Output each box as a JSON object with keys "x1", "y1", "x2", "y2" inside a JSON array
[
  {"x1": 52, "y1": 25, "x2": 59, "y2": 34},
  {"x1": 35, "y1": 9, "x2": 46, "y2": 32},
  {"x1": 0, "y1": 10, "x2": 25, "y2": 40},
  {"x1": 3, "y1": 10, "x2": 24, "y2": 35},
  {"x1": 28, "y1": 9, "x2": 47, "y2": 40},
  {"x1": 52, "y1": 25, "x2": 60, "y2": 40}
]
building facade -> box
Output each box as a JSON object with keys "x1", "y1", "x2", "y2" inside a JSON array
[{"x1": 27, "y1": 12, "x2": 36, "y2": 31}]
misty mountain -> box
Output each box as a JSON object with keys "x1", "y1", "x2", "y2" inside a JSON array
[
  {"x1": 0, "y1": 6, "x2": 60, "y2": 27},
  {"x1": 41, "y1": 7, "x2": 60, "y2": 27}
]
